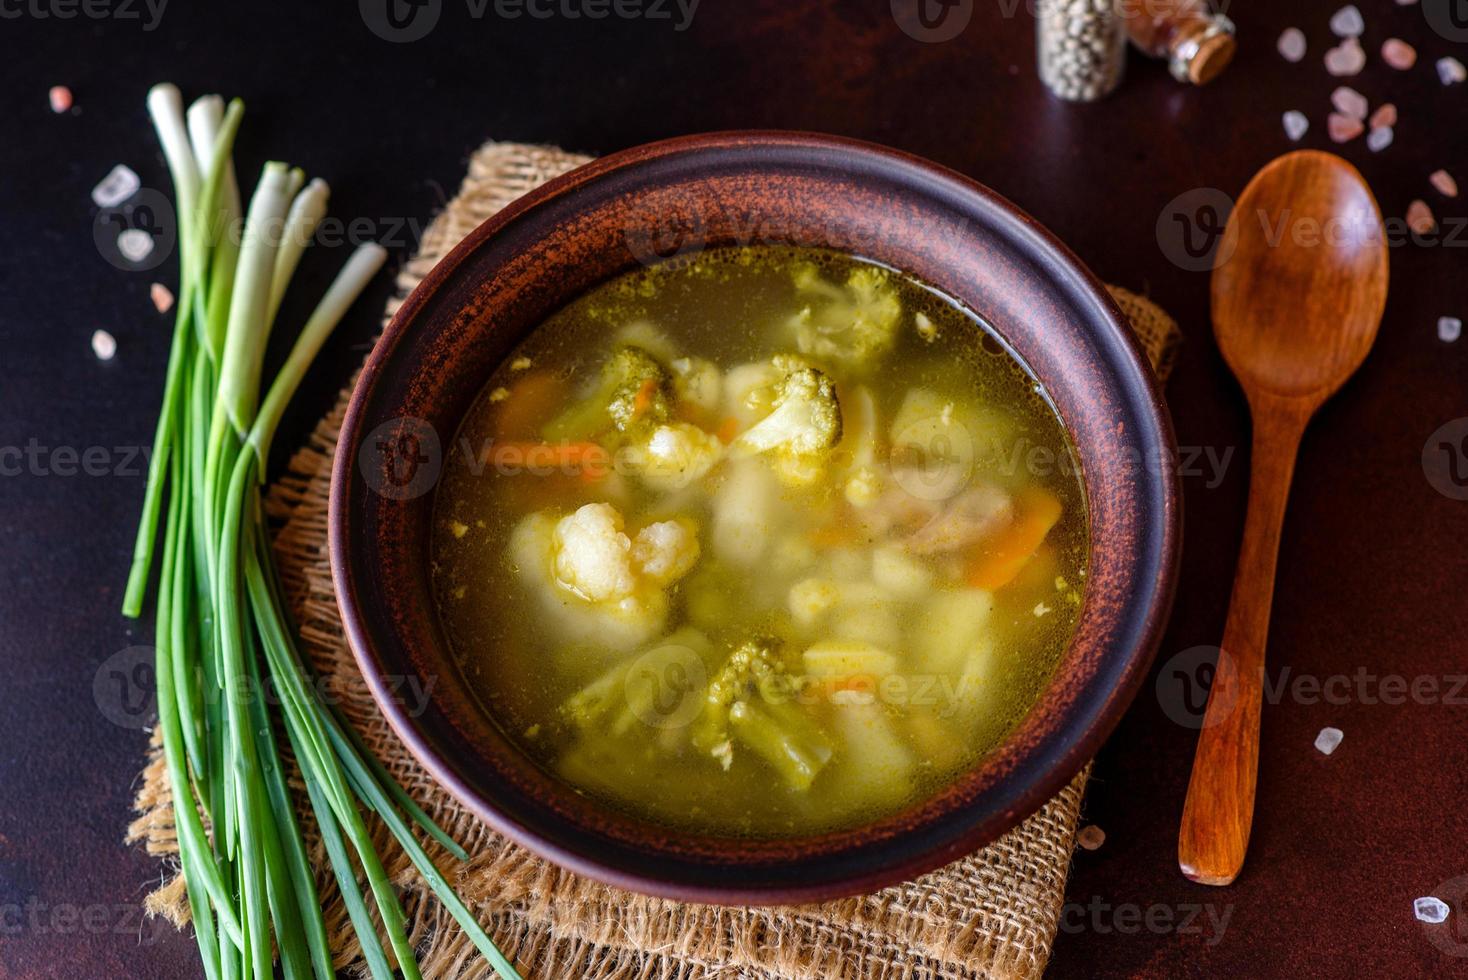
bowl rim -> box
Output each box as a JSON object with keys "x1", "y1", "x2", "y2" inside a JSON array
[{"x1": 330, "y1": 130, "x2": 1180, "y2": 903}]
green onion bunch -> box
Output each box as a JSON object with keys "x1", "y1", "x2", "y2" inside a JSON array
[{"x1": 122, "y1": 83, "x2": 522, "y2": 980}]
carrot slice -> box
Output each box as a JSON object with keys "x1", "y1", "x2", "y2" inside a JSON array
[
  {"x1": 631, "y1": 378, "x2": 658, "y2": 419},
  {"x1": 964, "y1": 486, "x2": 1063, "y2": 590},
  {"x1": 714, "y1": 415, "x2": 740, "y2": 445},
  {"x1": 493, "y1": 372, "x2": 567, "y2": 439}
]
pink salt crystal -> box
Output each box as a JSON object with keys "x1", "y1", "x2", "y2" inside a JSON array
[
  {"x1": 1325, "y1": 38, "x2": 1366, "y2": 77},
  {"x1": 1076, "y1": 825, "x2": 1106, "y2": 851},
  {"x1": 150, "y1": 283, "x2": 175, "y2": 314},
  {"x1": 1331, "y1": 86, "x2": 1368, "y2": 121},
  {"x1": 48, "y1": 85, "x2": 72, "y2": 114},
  {"x1": 1407, "y1": 199, "x2": 1437, "y2": 235},
  {"x1": 1277, "y1": 27, "x2": 1307, "y2": 63},
  {"x1": 1369, "y1": 103, "x2": 1397, "y2": 129},
  {"x1": 1438, "y1": 57, "x2": 1467, "y2": 85},
  {"x1": 1429, "y1": 170, "x2": 1459, "y2": 198},
  {"x1": 1327, "y1": 113, "x2": 1364, "y2": 143},
  {"x1": 1382, "y1": 39, "x2": 1417, "y2": 70},
  {"x1": 1329, "y1": 5, "x2": 1364, "y2": 38}
]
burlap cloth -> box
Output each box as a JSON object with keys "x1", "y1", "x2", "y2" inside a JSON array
[{"x1": 127, "y1": 142, "x2": 1181, "y2": 979}]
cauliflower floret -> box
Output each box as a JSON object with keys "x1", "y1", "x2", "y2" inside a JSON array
[
  {"x1": 671, "y1": 356, "x2": 723, "y2": 415},
  {"x1": 624, "y1": 422, "x2": 723, "y2": 490},
  {"x1": 729, "y1": 366, "x2": 842, "y2": 460},
  {"x1": 512, "y1": 502, "x2": 703, "y2": 651},
  {"x1": 722, "y1": 353, "x2": 812, "y2": 430},
  {"x1": 788, "y1": 265, "x2": 901, "y2": 372},
  {"x1": 553, "y1": 503, "x2": 636, "y2": 602},
  {"x1": 632, "y1": 519, "x2": 701, "y2": 585}
]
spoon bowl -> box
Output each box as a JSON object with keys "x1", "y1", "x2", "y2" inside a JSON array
[
  {"x1": 1179, "y1": 150, "x2": 1388, "y2": 886},
  {"x1": 1213, "y1": 150, "x2": 1389, "y2": 404}
]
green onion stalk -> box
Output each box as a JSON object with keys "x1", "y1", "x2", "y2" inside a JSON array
[{"x1": 122, "y1": 83, "x2": 524, "y2": 980}]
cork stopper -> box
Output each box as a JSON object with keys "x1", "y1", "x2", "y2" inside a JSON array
[{"x1": 1186, "y1": 30, "x2": 1236, "y2": 85}]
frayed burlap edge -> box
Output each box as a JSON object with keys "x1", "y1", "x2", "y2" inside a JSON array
[{"x1": 127, "y1": 141, "x2": 1181, "y2": 980}]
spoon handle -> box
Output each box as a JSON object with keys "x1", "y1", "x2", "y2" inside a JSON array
[{"x1": 1178, "y1": 396, "x2": 1310, "y2": 886}]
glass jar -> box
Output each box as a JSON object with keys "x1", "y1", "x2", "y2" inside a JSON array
[
  {"x1": 1036, "y1": 0, "x2": 1128, "y2": 102},
  {"x1": 1123, "y1": 0, "x2": 1237, "y2": 85}
]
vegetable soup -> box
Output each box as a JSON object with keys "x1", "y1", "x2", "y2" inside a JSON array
[{"x1": 431, "y1": 245, "x2": 1087, "y2": 837}]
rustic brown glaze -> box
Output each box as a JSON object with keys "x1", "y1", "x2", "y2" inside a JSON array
[{"x1": 329, "y1": 132, "x2": 1181, "y2": 903}]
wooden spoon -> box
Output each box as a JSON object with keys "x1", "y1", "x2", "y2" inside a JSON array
[{"x1": 1178, "y1": 151, "x2": 1388, "y2": 886}]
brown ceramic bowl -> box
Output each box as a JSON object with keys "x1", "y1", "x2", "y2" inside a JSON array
[{"x1": 330, "y1": 132, "x2": 1179, "y2": 904}]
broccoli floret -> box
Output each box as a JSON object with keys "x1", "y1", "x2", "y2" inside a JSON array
[
  {"x1": 693, "y1": 636, "x2": 833, "y2": 791},
  {"x1": 543, "y1": 344, "x2": 671, "y2": 440},
  {"x1": 788, "y1": 265, "x2": 902, "y2": 371},
  {"x1": 605, "y1": 346, "x2": 673, "y2": 431},
  {"x1": 729, "y1": 366, "x2": 842, "y2": 460}
]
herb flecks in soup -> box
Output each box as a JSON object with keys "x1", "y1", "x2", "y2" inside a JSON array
[{"x1": 432, "y1": 246, "x2": 1087, "y2": 837}]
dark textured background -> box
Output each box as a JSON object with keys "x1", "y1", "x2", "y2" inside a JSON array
[{"x1": 3, "y1": 1, "x2": 1467, "y2": 977}]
